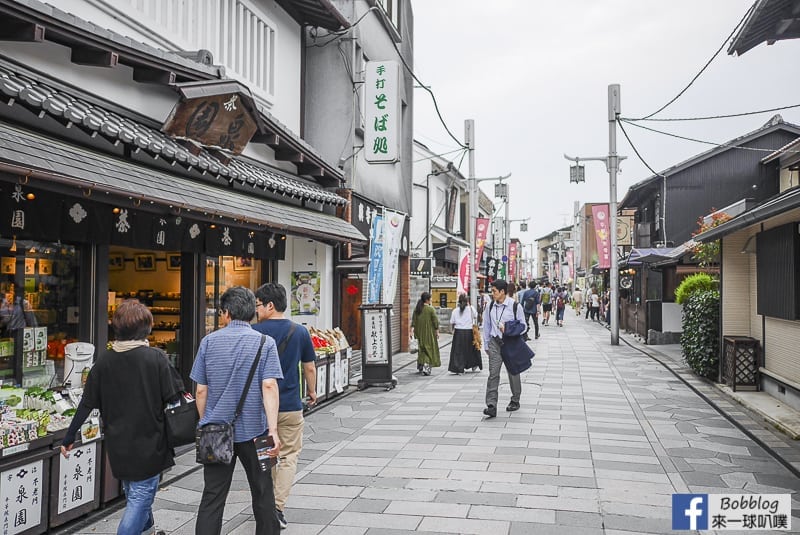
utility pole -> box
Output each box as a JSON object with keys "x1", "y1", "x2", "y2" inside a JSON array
[
  {"x1": 466, "y1": 120, "x2": 478, "y2": 316},
  {"x1": 564, "y1": 84, "x2": 625, "y2": 346}
]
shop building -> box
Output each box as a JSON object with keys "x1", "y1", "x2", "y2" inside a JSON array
[{"x1": 0, "y1": 0, "x2": 362, "y2": 529}]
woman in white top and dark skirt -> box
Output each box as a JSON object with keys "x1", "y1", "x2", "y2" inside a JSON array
[{"x1": 449, "y1": 294, "x2": 482, "y2": 374}]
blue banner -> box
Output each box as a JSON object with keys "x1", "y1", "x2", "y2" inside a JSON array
[{"x1": 367, "y1": 214, "x2": 384, "y2": 303}]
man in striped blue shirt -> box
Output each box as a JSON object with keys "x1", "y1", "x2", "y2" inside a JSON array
[{"x1": 191, "y1": 286, "x2": 284, "y2": 535}]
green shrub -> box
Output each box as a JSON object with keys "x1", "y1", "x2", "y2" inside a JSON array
[
  {"x1": 675, "y1": 272, "x2": 717, "y2": 304},
  {"x1": 680, "y1": 289, "x2": 720, "y2": 378}
]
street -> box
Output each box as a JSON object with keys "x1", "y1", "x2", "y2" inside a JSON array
[{"x1": 66, "y1": 315, "x2": 800, "y2": 535}]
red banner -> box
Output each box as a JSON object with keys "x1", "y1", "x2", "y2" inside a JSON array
[
  {"x1": 508, "y1": 241, "x2": 518, "y2": 281},
  {"x1": 591, "y1": 204, "x2": 611, "y2": 269},
  {"x1": 566, "y1": 249, "x2": 574, "y2": 281},
  {"x1": 457, "y1": 247, "x2": 470, "y2": 295},
  {"x1": 474, "y1": 218, "x2": 489, "y2": 271}
]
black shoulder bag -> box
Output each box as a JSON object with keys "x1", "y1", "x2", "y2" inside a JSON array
[{"x1": 196, "y1": 335, "x2": 267, "y2": 465}]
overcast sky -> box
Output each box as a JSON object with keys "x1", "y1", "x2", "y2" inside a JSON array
[{"x1": 411, "y1": 0, "x2": 800, "y2": 244}]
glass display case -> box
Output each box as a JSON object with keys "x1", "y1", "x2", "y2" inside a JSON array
[{"x1": 205, "y1": 256, "x2": 262, "y2": 334}]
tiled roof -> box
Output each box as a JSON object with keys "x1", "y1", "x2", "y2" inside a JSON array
[{"x1": 0, "y1": 64, "x2": 346, "y2": 206}]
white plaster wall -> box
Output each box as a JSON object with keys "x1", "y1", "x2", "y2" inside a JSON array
[
  {"x1": 662, "y1": 302, "x2": 683, "y2": 332},
  {"x1": 278, "y1": 237, "x2": 332, "y2": 329}
]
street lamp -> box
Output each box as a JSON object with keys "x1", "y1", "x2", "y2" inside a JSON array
[{"x1": 564, "y1": 84, "x2": 626, "y2": 346}]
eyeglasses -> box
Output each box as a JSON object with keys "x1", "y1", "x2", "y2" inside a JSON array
[{"x1": 217, "y1": 308, "x2": 226, "y2": 317}]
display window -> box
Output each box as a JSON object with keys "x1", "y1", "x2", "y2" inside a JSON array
[
  {"x1": 107, "y1": 247, "x2": 182, "y2": 367},
  {"x1": 205, "y1": 255, "x2": 263, "y2": 333},
  {"x1": 0, "y1": 238, "x2": 81, "y2": 387}
]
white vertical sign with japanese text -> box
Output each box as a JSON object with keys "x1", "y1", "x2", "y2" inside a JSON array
[
  {"x1": 382, "y1": 209, "x2": 405, "y2": 304},
  {"x1": 58, "y1": 442, "x2": 96, "y2": 514},
  {"x1": 364, "y1": 309, "x2": 388, "y2": 364},
  {"x1": 365, "y1": 61, "x2": 400, "y2": 163},
  {"x1": 1, "y1": 459, "x2": 43, "y2": 535}
]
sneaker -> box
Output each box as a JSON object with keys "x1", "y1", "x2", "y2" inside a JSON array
[
  {"x1": 506, "y1": 401, "x2": 520, "y2": 412},
  {"x1": 423, "y1": 364, "x2": 431, "y2": 376},
  {"x1": 483, "y1": 405, "x2": 497, "y2": 418},
  {"x1": 276, "y1": 509, "x2": 288, "y2": 529},
  {"x1": 417, "y1": 364, "x2": 423, "y2": 373}
]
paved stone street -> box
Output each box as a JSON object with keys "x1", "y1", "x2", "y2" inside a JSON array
[{"x1": 64, "y1": 316, "x2": 800, "y2": 535}]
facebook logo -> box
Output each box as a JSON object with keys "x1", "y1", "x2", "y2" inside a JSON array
[{"x1": 673, "y1": 494, "x2": 708, "y2": 530}]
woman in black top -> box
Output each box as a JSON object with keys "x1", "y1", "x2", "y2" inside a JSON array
[{"x1": 61, "y1": 300, "x2": 181, "y2": 535}]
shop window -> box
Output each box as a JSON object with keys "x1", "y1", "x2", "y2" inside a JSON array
[
  {"x1": 108, "y1": 247, "x2": 183, "y2": 368},
  {"x1": 205, "y1": 256, "x2": 263, "y2": 334},
  {"x1": 0, "y1": 239, "x2": 81, "y2": 387}
]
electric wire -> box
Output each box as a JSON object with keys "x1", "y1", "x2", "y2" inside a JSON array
[
  {"x1": 617, "y1": 119, "x2": 664, "y2": 178},
  {"x1": 412, "y1": 147, "x2": 466, "y2": 163},
  {"x1": 307, "y1": 7, "x2": 379, "y2": 47},
  {"x1": 620, "y1": 118, "x2": 800, "y2": 153},
  {"x1": 622, "y1": 102, "x2": 800, "y2": 122},
  {"x1": 635, "y1": 3, "x2": 755, "y2": 121}
]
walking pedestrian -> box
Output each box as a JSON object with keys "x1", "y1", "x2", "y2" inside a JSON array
[
  {"x1": 60, "y1": 299, "x2": 182, "y2": 535},
  {"x1": 252, "y1": 283, "x2": 317, "y2": 530},
  {"x1": 191, "y1": 286, "x2": 283, "y2": 535},
  {"x1": 449, "y1": 293, "x2": 482, "y2": 374},
  {"x1": 540, "y1": 282, "x2": 553, "y2": 325},
  {"x1": 572, "y1": 287, "x2": 583, "y2": 316},
  {"x1": 520, "y1": 281, "x2": 540, "y2": 340},
  {"x1": 555, "y1": 286, "x2": 567, "y2": 327},
  {"x1": 481, "y1": 280, "x2": 523, "y2": 418},
  {"x1": 411, "y1": 292, "x2": 440, "y2": 376},
  {"x1": 589, "y1": 288, "x2": 601, "y2": 321}
]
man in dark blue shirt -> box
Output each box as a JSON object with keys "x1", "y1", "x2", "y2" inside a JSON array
[
  {"x1": 253, "y1": 283, "x2": 317, "y2": 530},
  {"x1": 520, "y1": 281, "x2": 540, "y2": 340}
]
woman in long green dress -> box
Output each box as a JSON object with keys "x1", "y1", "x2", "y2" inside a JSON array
[{"x1": 411, "y1": 292, "x2": 440, "y2": 376}]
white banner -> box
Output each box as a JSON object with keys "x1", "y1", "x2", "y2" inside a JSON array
[
  {"x1": 457, "y1": 247, "x2": 470, "y2": 295},
  {"x1": 382, "y1": 209, "x2": 405, "y2": 304}
]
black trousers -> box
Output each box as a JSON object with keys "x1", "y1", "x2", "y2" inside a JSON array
[
  {"x1": 524, "y1": 312, "x2": 539, "y2": 338},
  {"x1": 197, "y1": 439, "x2": 280, "y2": 535}
]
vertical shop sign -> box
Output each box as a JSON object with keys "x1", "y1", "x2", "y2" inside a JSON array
[
  {"x1": 58, "y1": 442, "x2": 96, "y2": 514},
  {"x1": 457, "y1": 247, "x2": 470, "y2": 295},
  {"x1": 591, "y1": 204, "x2": 611, "y2": 269},
  {"x1": 366, "y1": 215, "x2": 384, "y2": 303},
  {"x1": 484, "y1": 256, "x2": 498, "y2": 292},
  {"x1": 508, "y1": 242, "x2": 518, "y2": 281},
  {"x1": 381, "y1": 210, "x2": 405, "y2": 304},
  {"x1": 363, "y1": 309, "x2": 388, "y2": 364},
  {"x1": 474, "y1": 218, "x2": 490, "y2": 271},
  {"x1": 0, "y1": 459, "x2": 43, "y2": 535},
  {"x1": 291, "y1": 272, "x2": 320, "y2": 316},
  {"x1": 365, "y1": 61, "x2": 400, "y2": 163}
]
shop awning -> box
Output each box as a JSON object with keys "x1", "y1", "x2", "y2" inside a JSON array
[
  {"x1": 626, "y1": 247, "x2": 680, "y2": 265},
  {"x1": 0, "y1": 122, "x2": 365, "y2": 243}
]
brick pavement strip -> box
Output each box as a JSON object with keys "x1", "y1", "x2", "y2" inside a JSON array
[{"x1": 60, "y1": 323, "x2": 800, "y2": 534}]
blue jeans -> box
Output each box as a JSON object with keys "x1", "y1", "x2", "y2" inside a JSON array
[{"x1": 118, "y1": 475, "x2": 160, "y2": 535}]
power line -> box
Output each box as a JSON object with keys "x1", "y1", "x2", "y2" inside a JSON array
[
  {"x1": 622, "y1": 102, "x2": 800, "y2": 122},
  {"x1": 619, "y1": 119, "x2": 800, "y2": 153},
  {"x1": 635, "y1": 3, "x2": 755, "y2": 121},
  {"x1": 616, "y1": 119, "x2": 663, "y2": 178},
  {"x1": 413, "y1": 147, "x2": 466, "y2": 163},
  {"x1": 307, "y1": 7, "x2": 379, "y2": 47}
]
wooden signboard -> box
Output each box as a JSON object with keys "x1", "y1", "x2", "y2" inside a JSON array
[{"x1": 163, "y1": 93, "x2": 258, "y2": 155}]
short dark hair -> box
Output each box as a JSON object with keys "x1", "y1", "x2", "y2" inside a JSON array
[
  {"x1": 220, "y1": 286, "x2": 256, "y2": 322},
  {"x1": 255, "y1": 282, "x2": 287, "y2": 312},
  {"x1": 528, "y1": 281, "x2": 536, "y2": 289},
  {"x1": 112, "y1": 299, "x2": 153, "y2": 341},
  {"x1": 490, "y1": 279, "x2": 508, "y2": 293}
]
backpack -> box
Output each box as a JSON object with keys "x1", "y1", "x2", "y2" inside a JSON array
[
  {"x1": 489, "y1": 301, "x2": 520, "y2": 321},
  {"x1": 523, "y1": 290, "x2": 538, "y2": 311},
  {"x1": 556, "y1": 295, "x2": 565, "y2": 309},
  {"x1": 541, "y1": 291, "x2": 551, "y2": 305}
]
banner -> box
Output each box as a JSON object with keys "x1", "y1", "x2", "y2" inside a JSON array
[
  {"x1": 566, "y1": 250, "x2": 574, "y2": 282},
  {"x1": 591, "y1": 204, "x2": 611, "y2": 269},
  {"x1": 366, "y1": 214, "x2": 384, "y2": 303},
  {"x1": 508, "y1": 242, "x2": 518, "y2": 281},
  {"x1": 457, "y1": 247, "x2": 470, "y2": 295},
  {"x1": 484, "y1": 256, "x2": 499, "y2": 292},
  {"x1": 381, "y1": 209, "x2": 405, "y2": 304},
  {"x1": 474, "y1": 218, "x2": 490, "y2": 271}
]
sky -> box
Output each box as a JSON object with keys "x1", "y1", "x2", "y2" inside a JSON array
[{"x1": 411, "y1": 0, "x2": 800, "y2": 246}]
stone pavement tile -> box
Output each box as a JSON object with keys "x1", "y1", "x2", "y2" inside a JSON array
[
  {"x1": 360, "y1": 487, "x2": 436, "y2": 501},
  {"x1": 602, "y1": 513, "x2": 673, "y2": 534},
  {"x1": 342, "y1": 498, "x2": 389, "y2": 513},
  {"x1": 152, "y1": 497, "x2": 195, "y2": 514},
  {"x1": 595, "y1": 478, "x2": 676, "y2": 494},
  {"x1": 680, "y1": 471, "x2": 726, "y2": 487},
  {"x1": 490, "y1": 462, "x2": 558, "y2": 475},
  {"x1": 594, "y1": 460, "x2": 666, "y2": 473},
  {"x1": 156, "y1": 485, "x2": 203, "y2": 506},
  {"x1": 523, "y1": 455, "x2": 593, "y2": 467},
  {"x1": 338, "y1": 448, "x2": 403, "y2": 458},
  {"x1": 592, "y1": 451, "x2": 661, "y2": 464},
  {"x1": 420, "y1": 459, "x2": 488, "y2": 471},
  {"x1": 559, "y1": 465, "x2": 596, "y2": 477},
  {"x1": 405, "y1": 478, "x2": 482, "y2": 492},
  {"x1": 586, "y1": 438, "x2": 651, "y2": 449},
  {"x1": 520, "y1": 474, "x2": 597, "y2": 488},
  {"x1": 595, "y1": 469, "x2": 671, "y2": 483},
  {"x1": 378, "y1": 467, "x2": 449, "y2": 479},
  {"x1": 556, "y1": 510, "x2": 605, "y2": 527},
  {"x1": 287, "y1": 496, "x2": 352, "y2": 511},
  {"x1": 327, "y1": 456, "x2": 390, "y2": 467},
  {"x1": 152, "y1": 509, "x2": 195, "y2": 532},
  {"x1": 363, "y1": 530, "x2": 458, "y2": 535},
  {"x1": 431, "y1": 444, "x2": 494, "y2": 454},
  {"x1": 331, "y1": 511, "x2": 421, "y2": 530},
  {"x1": 754, "y1": 473, "x2": 800, "y2": 490},
  {"x1": 458, "y1": 452, "x2": 525, "y2": 463},
  {"x1": 510, "y1": 523, "x2": 604, "y2": 535},
  {"x1": 386, "y1": 458, "x2": 423, "y2": 468},
  {"x1": 313, "y1": 464, "x2": 383, "y2": 476},
  {"x1": 516, "y1": 495, "x2": 599, "y2": 513},
  {"x1": 292, "y1": 484, "x2": 364, "y2": 498},
  {"x1": 480, "y1": 481, "x2": 558, "y2": 496},
  {"x1": 414, "y1": 436, "x2": 470, "y2": 446},
  {"x1": 601, "y1": 501, "x2": 672, "y2": 519},
  {"x1": 470, "y1": 503, "x2": 556, "y2": 523},
  {"x1": 599, "y1": 488, "x2": 673, "y2": 506},
  {"x1": 290, "y1": 508, "x2": 341, "y2": 526},
  {"x1": 384, "y1": 500, "x2": 469, "y2": 517},
  {"x1": 297, "y1": 474, "x2": 375, "y2": 487},
  {"x1": 420, "y1": 516, "x2": 510, "y2": 534},
  {"x1": 434, "y1": 489, "x2": 516, "y2": 507},
  {"x1": 396, "y1": 450, "x2": 460, "y2": 461},
  {"x1": 318, "y1": 527, "x2": 368, "y2": 535},
  {"x1": 449, "y1": 469, "x2": 521, "y2": 483}
]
